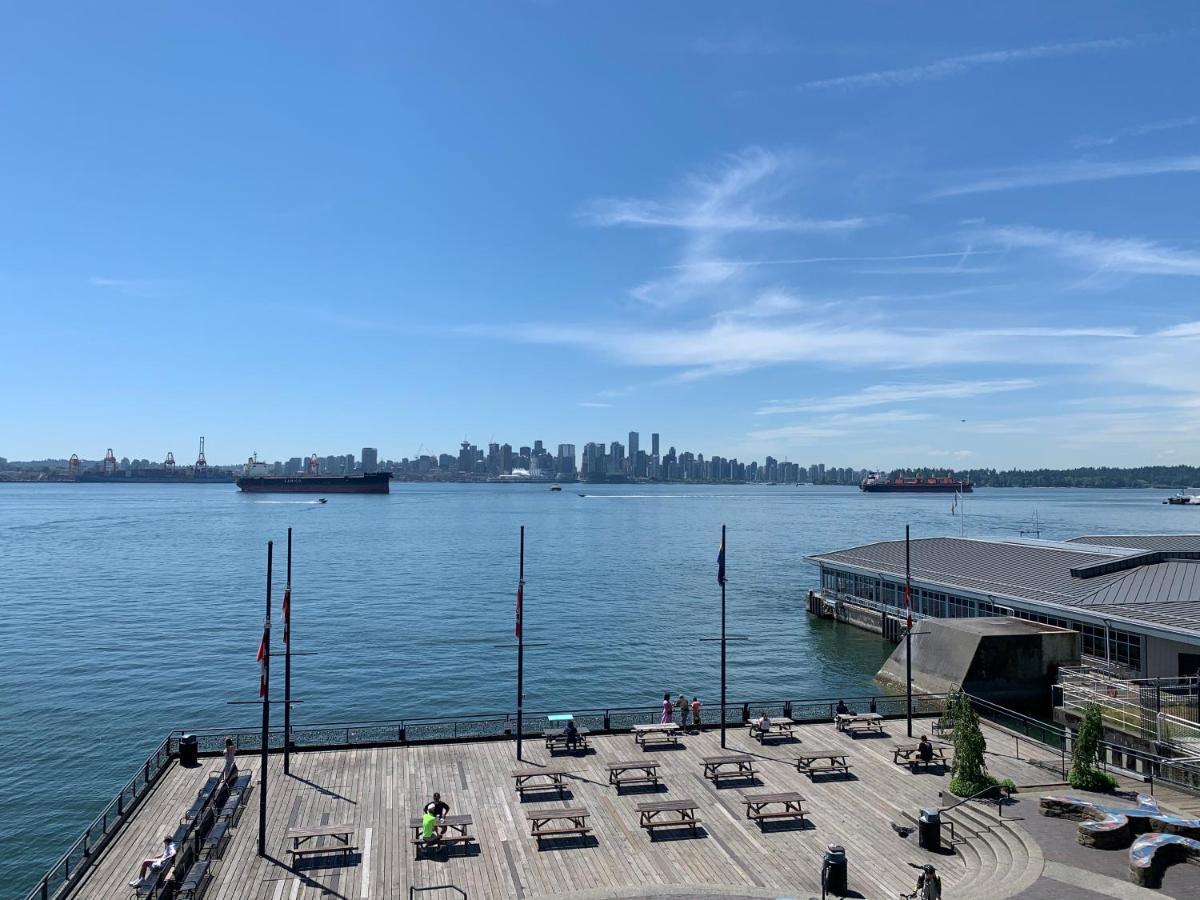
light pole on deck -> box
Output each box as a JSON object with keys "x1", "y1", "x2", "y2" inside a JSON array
[
  {"x1": 495, "y1": 526, "x2": 545, "y2": 761},
  {"x1": 259, "y1": 540, "x2": 272, "y2": 858},
  {"x1": 905, "y1": 525, "x2": 913, "y2": 739},
  {"x1": 284, "y1": 528, "x2": 292, "y2": 775},
  {"x1": 721, "y1": 525, "x2": 727, "y2": 748}
]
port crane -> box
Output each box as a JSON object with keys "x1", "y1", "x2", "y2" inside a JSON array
[{"x1": 195, "y1": 436, "x2": 208, "y2": 476}]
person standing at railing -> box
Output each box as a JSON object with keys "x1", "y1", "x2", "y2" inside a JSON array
[
  {"x1": 661, "y1": 692, "x2": 673, "y2": 725},
  {"x1": 676, "y1": 694, "x2": 690, "y2": 730},
  {"x1": 224, "y1": 737, "x2": 238, "y2": 778},
  {"x1": 691, "y1": 697, "x2": 702, "y2": 731}
]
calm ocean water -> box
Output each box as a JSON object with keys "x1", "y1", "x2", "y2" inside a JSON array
[{"x1": 0, "y1": 481, "x2": 1193, "y2": 891}]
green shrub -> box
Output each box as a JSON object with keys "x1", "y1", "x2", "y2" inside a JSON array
[{"x1": 1068, "y1": 704, "x2": 1119, "y2": 793}]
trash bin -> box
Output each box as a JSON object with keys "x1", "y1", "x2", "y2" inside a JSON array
[
  {"x1": 822, "y1": 844, "x2": 848, "y2": 896},
  {"x1": 918, "y1": 808, "x2": 942, "y2": 852},
  {"x1": 179, "y1": 734, "x2": 198, "y2": 767}
]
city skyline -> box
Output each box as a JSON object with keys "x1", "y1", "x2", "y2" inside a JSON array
[{"x1": 2, "y1": 4, "x2": 1198, "y2": 466}]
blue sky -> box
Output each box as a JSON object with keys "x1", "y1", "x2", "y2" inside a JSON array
[{"x1": 2, "y1": 2, "x2": 1198, "y2": 468}]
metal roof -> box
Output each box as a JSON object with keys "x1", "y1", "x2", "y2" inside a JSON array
[
  {"x1": 1069, "y1": 534, "x2": 1200, "y2": 553},
  {"x1": 806, "y1": 534, "x2": 1200, "y2": 640}
]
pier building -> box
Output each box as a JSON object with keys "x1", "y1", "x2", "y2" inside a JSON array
[{"x1": 807, "y1": 534, "x2": 1200, "y2": 679}]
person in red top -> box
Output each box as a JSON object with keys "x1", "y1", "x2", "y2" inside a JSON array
[{"x1": 690, "y1": 697, "x2": 702, "y2": 730}]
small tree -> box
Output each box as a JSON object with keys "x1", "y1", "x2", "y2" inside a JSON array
[
  {"x1": 947, "y1": 690, "x2": 998, "y2": 797},
  {"x1": 1069, "y1": 704, "x2": 1119, "y2": 792}
]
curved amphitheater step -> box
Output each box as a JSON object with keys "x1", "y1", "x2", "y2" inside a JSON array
[{"x1": 945, "y1": 800, "x2": 1045, "y2": 899}]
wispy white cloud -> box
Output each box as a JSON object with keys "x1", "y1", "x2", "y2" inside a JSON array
[
  {"x1": 580, "y1": 147, "x2": 877, "y2": 307},
  {"x1": 756, "y1": 379, "x2": 1038, "y2": 416},
  {"x1": 933, "y1": 155, "x2": 1200, "y2": 198},
  {"x1": 89, "y1": 276, "x2": 172, "y2": 299},
  {"x1": 471, "y1": 320, "x2": 1137, "y2": 372},
  {"x1": 1073, "y1": 115, "x2": 1200, "y2": 149},
  {"x1": 660, "y1": 249, "x2": 1001, "y2": 271},
  {"x1": 980, "y1": 225, "x2": 1200, "y2": 276},
  {"x1": 577, "y1": 401, "x2": 612, "y2": 408},
  {"x1": 797, "y1": 35, "x2": 1145, "y2": 92},
  {"x1": 746, "y1": 411, "x2": 931, "y2": 443}
]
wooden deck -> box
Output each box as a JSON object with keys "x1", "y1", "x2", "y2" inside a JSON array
[{"x1": 67, "y1": 718, "x2": 1067, "y2": 899}]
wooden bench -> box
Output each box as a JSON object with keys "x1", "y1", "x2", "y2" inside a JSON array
[
  {"x1": 172, "y1": 839, "x2": 212, "y2": 900},
  {"x1": 748, "y1": 717, "x2": 796, "y2": 744},
  {"x1": 632, "y1": 723, "x2": 681, "y2": 748},
  {"x1": 932, "y1": 720, "x2": 954, "y2": 738},
  {"x1": 180, "y1": 775, "x2": 222, "y2": 824},
  {"x1": 796, "y1": 750, "x2": 852, "y2": 779},
  {"x1": 893, "y1": 744, "x2": 951, "y2": 771},
  {"x1": 409, "y1": 814, "x2": 475, "y2": 858},
  {"x1": 525, "y1": 807, "x2": 591, "y2": 849},
  {"x1": 543, "y1": 727, "x2": 590, "y2": 752},
  {"x1": 702, "y1": 753, "x2": 757, "y2": 786},
  {"x1": 836, "y1": 713, "x2": 884, "y2": 735},
  {"x1": 636, "y1": 799, "x2": 701, "y2": 839},
  {"x1": 606, "y1": 760, "x2": 661, "y2": 792},
  {"x1": 285, "y1": 824, "x2": 357, "y2": 862},
  {"x1": 743, "y1": 791, "x2": 807, "y2": 828},
  {"x1": 512, "y1": 768, "x2": 574, "y2": 799}
]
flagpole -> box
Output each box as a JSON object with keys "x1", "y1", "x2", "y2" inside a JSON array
[
  {"x1": 905, "y1": 525, "x2": 913, "y2": 739},
  {"x1": 284, "y1": 527, "x2": 292, "y2": 775},
  {"x1": 259, "y1": 540, "x2": 272, "y2": 858},
  {"x1": 517, "y1": 525, "x2": 525, "y2": 761},
  {"x1": 720, "y1": 523, "x2": 727, "y2": 750}
]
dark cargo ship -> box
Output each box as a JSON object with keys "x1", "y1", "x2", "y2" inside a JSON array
[
  {"x1": 860, "y1": 472, "x2": 972, "y2": 493},
  {"x1": 236, "y1": 458, "x2": 391, "y2": 493}
]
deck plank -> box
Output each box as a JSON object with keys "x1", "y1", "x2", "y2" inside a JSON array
[{"x1": 64, "y1": 717, "x2": 1065, "y2": 899}]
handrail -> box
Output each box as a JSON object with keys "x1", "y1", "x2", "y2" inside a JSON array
[{"x1": 939, "y1": 783, "x2": 1012, "y2": 818}]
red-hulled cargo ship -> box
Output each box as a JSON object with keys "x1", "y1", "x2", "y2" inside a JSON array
[{"x1": 859, "y1": 472, "x2": 971, "y2": 493}]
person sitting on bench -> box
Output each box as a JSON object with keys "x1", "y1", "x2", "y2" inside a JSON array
[
  {"x1": 564, "y1": 720, "x2": 580, "y2": 747},
  {"x1": 754, "y1": 711, "x2": 772, "y2": 734},
  {"x1": 129, "y1": 835, "x2": 176, "y2": 886},
  {"x1": 918, "y1": 735, "x2": 934, "y2": 764},
  {"x1": 423, "y1": 792, "x2": 450, "y2": 839},
  {"x1": 420, "y1": 810, "x2": 440, "y2": 845},
  {"x1": 224, "y1": 737, "x2": 238, "y2": 777},
  {"x1": 836, "y1": 699, "x2": 850, "y2": 716}
]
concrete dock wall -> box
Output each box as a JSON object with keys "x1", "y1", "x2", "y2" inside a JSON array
[{"x1": 806, "y1": 591, "x2": 907, "y2": 641}]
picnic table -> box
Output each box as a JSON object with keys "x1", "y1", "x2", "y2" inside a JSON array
[
  {"x1": 743, "y1": 791, "x2": 807, "y2": 827},
  {"x1": 795, "y1": 749, "x2": 853, "y2": 778},
  {"x1": 635, "y1": 799, "x2": 701, "y2": 839},
  {"x1": 702, "y1": 753, "x2": 758, "y2": 786},
  {"x1": 893, "y1": 743, "x2": 951, "y2": 770},
  {"x1": 543, "y1": 726, "x2": 590, "y2": 752},
  {"x1": 632, "y1": 723, "x2": 681, "y2": 748},
  {"x1": 408, "y1": 814, "x2": 475, "y2": 858},
  {"x1": 748, "y1": 716, "x2": 796, "y2": 744},
  {"x1": 606, "y1": 760, "x2": 661, "y2": 791},
  {"x1": 512, "y1": 768, "x2": 574, "y2": 798},
  {"x1": 285, "y1": 823, "x2": 357, "y2": 861},
  {"x1": 836, "y1": 712, "x2": 884, "y2": 735},
  {"x1": 525, "y1": 807, "x2": 591, "y2": 849}
]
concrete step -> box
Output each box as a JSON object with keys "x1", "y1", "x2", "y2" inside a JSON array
[{"x1": 949, "y1": 800, "x2": 1044, "y2": 899}]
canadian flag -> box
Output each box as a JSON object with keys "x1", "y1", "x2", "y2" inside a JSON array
[
  {"x1": 515, "y1": 580, "x2": 523, "y2": 639},
  {"x1": 282, "y1": 586, "x2": 291, "y2": 645},
  {"x1": 256, "y1": 631, "x2": 268, "y2": 697}
]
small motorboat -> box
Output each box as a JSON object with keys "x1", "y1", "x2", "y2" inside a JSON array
[
  {"x1": 550, "y1": 483, "x2": 562, "y2": 492},
  {"x1": 577, "y1": 492, "x2": 587, "y2": 497},
  {"x1": 318, "y1": 498, "x2": 328, "y2": 504}
]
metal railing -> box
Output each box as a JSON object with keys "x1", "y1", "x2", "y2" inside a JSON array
[
  {"x1": 172, "y1": 693, "x2": 951, "y2": 756},
  {"x1": 22, "y1": 735, "x2": 173, "y2": 900}
]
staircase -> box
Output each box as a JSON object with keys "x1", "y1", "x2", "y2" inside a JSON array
[{"x1": 943, "y1": 801, "x2": 1044, "y2": 899}]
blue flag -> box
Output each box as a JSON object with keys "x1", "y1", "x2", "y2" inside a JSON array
[{"x1": 717, "y1": 539, "x2": 726, "y2": 584}]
